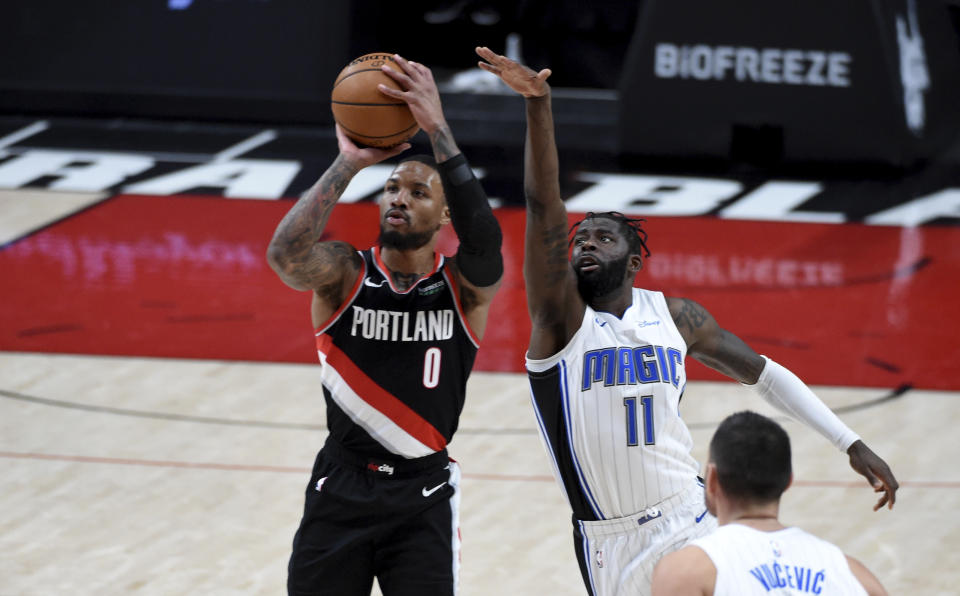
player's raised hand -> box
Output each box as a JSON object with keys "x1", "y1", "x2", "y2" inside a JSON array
[
  {"x1": 335, "y1": 124, "x2": 409, "y2": 169},
  {"x1": 846, "y1": 440, "x2": 899, "y2": 511},
  {"x1": 475, "y1": 46, "x2": 551, "y2": 98},
  {"x1": 378, "y1": 54, "x2": 446, "y2": 135}
]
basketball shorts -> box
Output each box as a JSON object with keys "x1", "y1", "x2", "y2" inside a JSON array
[
  {"x1": 287, "y1": 438, "x2": 462, "y2": 596},
  {"x1": 572, "y1": 479, "x2": 718, "y2": 596}
]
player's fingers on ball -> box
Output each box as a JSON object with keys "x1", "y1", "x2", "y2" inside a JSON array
[
  {"x1": 377, "y1": 83, "x2": 401, "y2": 97},
  {"x1": 393, "y1": 54, "x2": 413, "y2": 71},
  {"x1": 387, "y1": 143, "x2": 410, "y2": 158},
  {"x1": 381, "y1": 66, "x2": 411, "y2": 87}
]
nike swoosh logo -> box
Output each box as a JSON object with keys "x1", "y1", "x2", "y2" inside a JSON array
[
  {"x1": 695, "y1": 509, "x2": 708, "y2": 523},
  {"x1": 422, "y1": 482, "x2": 447, "y2": 497},
  {"x1": 364, "y1": 278, "x2": 387, "y2": 288}
]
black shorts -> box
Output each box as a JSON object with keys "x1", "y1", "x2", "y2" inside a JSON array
[{"x1": 288, "y1": 438, "x2": 461, "y2": 596}]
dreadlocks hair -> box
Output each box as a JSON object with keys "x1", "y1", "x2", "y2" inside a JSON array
[{"x1": 568, "y1": 212, "x2": 652, "y2": 258}]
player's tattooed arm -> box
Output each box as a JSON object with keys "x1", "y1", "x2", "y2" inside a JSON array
[
  {"x1": 428, "y1": 124, "x2": 461, "y2": 164},
  {"x1": 380, "y1": 54, "x2": 461, "y2": 163},
  {"x1": 671, "y1": 298, "x2": 709, "y2": 339},
  {"x1": 668, "y1": 297, "x2": 766, "y2": 384},
  {"x1": 522, "y1": 94, "x2": 566, "y2": 290},
  {"x1": 539, "y1": 222, "x2": 572, "y2": 285},
  {"x1": 267, "y1": 155, "x2": 361, "y2": 292},
  {"x1": 520, "y1": 78, "x2": 584, "y2": 350}
]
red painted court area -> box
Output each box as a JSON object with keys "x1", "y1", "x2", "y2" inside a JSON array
[{"x1": 1, "y1": 194, "x2": 958, "y2": 390}]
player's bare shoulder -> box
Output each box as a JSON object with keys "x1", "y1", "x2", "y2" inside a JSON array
[
  {"x1": 667, "y1": 297, "x2": 716, "y2": 345},
  {"x1": 651, "y1": 545, "x2": 715, "y2": 596}
]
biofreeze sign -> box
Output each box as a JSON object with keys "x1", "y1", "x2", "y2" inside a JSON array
[{"x1": 654, "y1": 43, "x2": 851, "y2": 87}]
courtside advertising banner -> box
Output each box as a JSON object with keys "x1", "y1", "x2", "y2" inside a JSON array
[{"x1": 618, "y1": 0, "x2": 960, "y2": 166}]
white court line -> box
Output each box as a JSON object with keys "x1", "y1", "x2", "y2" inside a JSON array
[
  {"x1": 212, "y1": 129, "x2": 278, "y2": 163},
  {"x1": 0, "y1": 126, "x2": 278, "y2": 164},
  {"x1": 0, "y1": 120, "x2": 49, "y2": 150}
]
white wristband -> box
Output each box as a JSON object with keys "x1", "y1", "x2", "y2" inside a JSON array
[{"x1": 745, "y1": 356, "x2": 860, "y2": 452}]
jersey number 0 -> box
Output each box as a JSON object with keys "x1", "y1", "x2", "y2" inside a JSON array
[{"x1": 423, "y1": 347, "x2": 442, "y2": 388}]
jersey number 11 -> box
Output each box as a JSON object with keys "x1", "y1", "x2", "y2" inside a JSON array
[{"x1": 624, "y1": 395, "x2": 655, "y2": 446}]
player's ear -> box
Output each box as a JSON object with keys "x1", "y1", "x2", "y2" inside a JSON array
[
  {"x1": 440, "y1": 205, "x2": 451, "y2": 226},
  {"x1": 629, "y1": 254, "x2": 643, "y2": 273},
  {"x1": 705, "y1": 463, "x2": 719, "y2": 493}
]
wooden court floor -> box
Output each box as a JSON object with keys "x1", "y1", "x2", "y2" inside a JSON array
[
  {"x1": 2, "y1": 352, "x2": 958, "y2": 595},
  {"x1": 2, "y1": 187, "x2": 959, "y2": 594}
]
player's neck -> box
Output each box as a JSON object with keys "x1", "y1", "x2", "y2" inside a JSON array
[
  {"x1": 589, "y1": 286, "x2": 634, "y2": 319},
  {"x1": 379, "y1": 244, "x2": 437, "y2": 288},
  {"x1": 723, "y1": 502, "x2": 785, "y2": 532},
  {"x1": 730, "y1": 515, "x2": 785, "y2": 531}
]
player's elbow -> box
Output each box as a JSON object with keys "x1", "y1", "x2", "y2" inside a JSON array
[
  {"x1": 265, "y1": 244, "x2": 309, "y2": 290},
  {"x1": 265, "y1": 242, "x2": 289, "y2": 275}
]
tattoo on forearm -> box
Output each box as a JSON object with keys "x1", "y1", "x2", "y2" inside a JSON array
[
  {"x1": 541, "y1": 223, "x2": 569, "y2": 283},
  {"x1": 429, "y1": 125, "x2": 458, "y2": 162},
  {"x1": 273, "y1": 158, "x2": 354, "y2": 262},
  {"x1": 525, "y1": 192, "x2": 545, "y2": 216},
  {"x1": 674, "y1": 299, "x2": 708, "y2": 337}
]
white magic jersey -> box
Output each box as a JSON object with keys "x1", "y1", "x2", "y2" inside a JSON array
[
  {"x1": 691, "y1": 524, "x2": 868, "y2": 595},
  {"x1": 526, "y1": 288, "x2": 700, "y2": 520}
]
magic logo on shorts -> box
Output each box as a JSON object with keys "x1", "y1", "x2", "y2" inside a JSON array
[{"x1": 581, "y1": 344, "x2": 683, "y2": 390}]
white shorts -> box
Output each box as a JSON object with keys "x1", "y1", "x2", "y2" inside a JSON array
[{"x1": 574, "y1": 480, "x2": 718, "y2": 596}]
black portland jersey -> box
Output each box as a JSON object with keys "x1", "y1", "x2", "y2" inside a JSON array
[{"x1": 314, "y1": 247, "x2": 480, "y2": 458}]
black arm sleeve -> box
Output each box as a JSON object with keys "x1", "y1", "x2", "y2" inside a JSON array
[{"x1": 438, "y1": 153, "x2": 504, "y2": 287}]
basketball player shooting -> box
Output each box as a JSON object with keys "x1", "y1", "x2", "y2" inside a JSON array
[
  {"x1": 267, "y1": 53, "x2": 503, "y2": 596},
  {"x1": 475, "y1": 46, "x2": 898, "y2": 596}
]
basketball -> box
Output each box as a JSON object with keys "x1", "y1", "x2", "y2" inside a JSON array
[{"x1": 331, "y1": 53, "x2": 420, "y2": 148}]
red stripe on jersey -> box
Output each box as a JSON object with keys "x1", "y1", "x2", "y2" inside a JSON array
[
  {"x1": 316, "y1": 334, "x2": 448, "y2": 452},
  {"x1": 315, "y1": 257, "x2": 366, "y2": 335}
]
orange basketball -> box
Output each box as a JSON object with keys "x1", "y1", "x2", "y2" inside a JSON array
[{"x1": 331, "y1": 53, "x2": 420, "y2": 148}]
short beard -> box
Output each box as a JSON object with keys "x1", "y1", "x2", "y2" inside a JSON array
[
  {"x1": 576, "y1": 254, "x2": 629, "y2": 302},
  {"x1": 378, "y1": 226, "x2": 436, "y2": 251}
]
